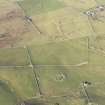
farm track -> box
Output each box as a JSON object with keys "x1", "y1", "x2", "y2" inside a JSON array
[
  {"x1": 0, "y1": 63, "x2": 104, "y2": 69},
  {"x1": 0, "y1": 62, "x2": 89, "y2": 69}
]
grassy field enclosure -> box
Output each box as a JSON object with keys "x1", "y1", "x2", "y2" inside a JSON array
[
  {"x1": 0, "y1": 68, "x2": 38, "y2": 99},
  {"x1": 35, "y1": 66, "x2": 105, "y2": 98},
  {"x1": 61, "y1": 0, "x2": 96, "y2": 10},
  {"x1": 88, "y1": 84, "x2": 105, "y2": 105},
  {"x1": 0, "y1": 0, "x2": 104, "y2": 47},
  {"x1": 0, "y1": 0, "x2": 105, "y2": 105},
  {"x1": 30, "y1": 38, "x2": 88, "y2": 65},
  {"x1": 32, "y1": 8, "x2": 93, "y2": 42},
  {"x1": 17, "y1": 0, "x2": 65, "y2": 15},
  {"x1": 0, "y1": 80, "x2": 17, "y2": 105},
  {"x1": 95, "y1": 0, "x2": 105, "y2": 4},
  {"x1": 0, "y1": 48, "x2": 29, "y2": 65},
  {"x1": 28, "y1": 97, "x2": 85, "y2": 105}
]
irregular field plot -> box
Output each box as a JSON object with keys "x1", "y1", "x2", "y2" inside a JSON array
[
  {"x1": 0, "y1": 48, "x2": 29, "y2": 65},
  {"x1": 0, "y1": 67, "x2": 38, "y2": 99},
  {"x1": 35, "y1": 66, "x2": 105, "y2": 99}
]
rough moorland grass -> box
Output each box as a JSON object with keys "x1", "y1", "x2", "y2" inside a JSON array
[{"x1": 18, "y1": 0, "x2": 65, "y2": 15}]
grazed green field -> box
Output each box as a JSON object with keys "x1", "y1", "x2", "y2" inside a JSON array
[
  {"x1": 88, "y1": 84, "x2": 105, "y2": 105},
  {"x1": 34, "y1": 66, "x2": 105, "y2": 105},
  {"x1": 18, "y1": 0, "x2": 65, "y2": 15},
  {"x1": 0, "y1": 68, "x2": 38, "y2": 99},
  {"x1": 0, "y1": 81, "x2": 17, "y2": 105},
  {"x1": 0, "y1": 48, "x2": 29, "y2": 66},
  {"x1": 96, "y1": 0, "x2": 105, "y2": 4},
  {"x1": 30, "y1": 38, "x2": 88, "y2": 65},
  {"x1": 0, "y1": 0, "x2": 105, "y2": 105},
  {"x1": 28, "y1": 97, "x2": 85, "y2": 105},
  {"x1": 35, "y1": 66, "x2": 105, "y2": 96}
]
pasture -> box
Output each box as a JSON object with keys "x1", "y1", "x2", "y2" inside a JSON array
[
  {"x1": 0, "y1": 48, "x2": 29, "y2": 66},
  {"x1": 0, "y1": 80, "x2": 17, "y2": 105},
  {"x1": 0, "y1": 67, "x2": 39, "y2": 99},
  {"x1": 0, "y1": 0, "x2": 105, "y2": 105},
  {"x1": 17, "y1": 0, "x2": 65, "y2": 15}
]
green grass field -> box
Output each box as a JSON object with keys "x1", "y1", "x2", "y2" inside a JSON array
[
  {"x1": 0, "y1": 67, "x2": 39, "y2": 99},
  {"x1": 0, "y1": 80, "x2": 17, "y2": 105},
  {"x1": 26, "y1": 96, "x2": 85, "y2": 105},
  {"x1": 0, "y1": 0, "x2": 105, "y2": 105},
  {"x1": 34, "y1": 66, "x2": 105, "y2": 105},
  {"x1": 35, "y1": 66, "x2": 105, "y2": 96},
  {"x1": 0, "y1": 48, "x2": 29, "y2": 66},
  {"x1": 96, "y1": 0, "x2": 105, "y2": 4},
  {"x1": 30, "y1": 38, "x2": 88, "y2": 65},
  {"x1": 88, "y1": 84, "x2": 105, "y2": 105},
  {"x1": 17, "y1": 0, "x2": 65, "y2": 15}
]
